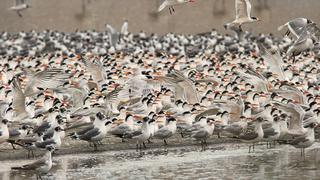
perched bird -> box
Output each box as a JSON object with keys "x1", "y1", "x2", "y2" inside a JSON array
[
  {"x1": 224, "y1": 0, "x2": 260, "y2": 31},
  {"x1": 11, "y1": 146, "x2": 54, "y2": 180},
  {"x1": 158, "y1": 0, "x2": 194, "y2": 15},
  {"x1": 289, "y1": 122, "x2": 318, "y2": 158},
  {"x1": 238, "y1": 117, "x2": 264, "y2": 153},
  {"x1": 7, "y1": 124, "x2": 31, "y2": 149},
  {"x1": 191, "y1": 118, "x2": 215, "y2": 150},
  {"x1": 153, "y1": 116, "x2": 177, "y2": 145},
  {"x1": 9, "y1": 0, "x2": 30, "y2": 17}
]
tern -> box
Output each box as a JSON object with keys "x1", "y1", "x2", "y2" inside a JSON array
[
  {"x1": 11, "y1": 146, "x2": 54, "y2": 180},
  {"x1": 158, "y1": 0, "x2": 194, "y2": 15},
  {"x1": 9, "y1": 0, "x2": 30, "y2": 17},
  {"x1": 224, "y1": 0, "x2": 260, "y2": 31}
]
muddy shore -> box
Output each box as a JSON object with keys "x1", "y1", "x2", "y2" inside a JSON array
[{"x1": 0, "y1": 134, "x2": 243, "y2": 161}]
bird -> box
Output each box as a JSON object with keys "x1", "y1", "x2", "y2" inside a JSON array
[
  {"x1": 125, "y1": 117, "x2": 152, "y2": 150},
  {"x1": 71, "y1": 120, "x2": 113, "y2": 151},
  {"x1": 278, "y1": 18, "x2": 313, "y2": 39},
  {"x1": 158, "y1": 0, "x2": 194, "y2": 15},
  {"x1": 9, "y1": 0, "x2": 30, "y2": 17},
  {"x1": 11, "y1": 146, "x2": 54, "y2": 180},
  {"x1": 289, "y1": 122, "x2": 318, "y2": 159},
  {"x1": 224, "y1": 0, "x2": 260, "y2": 31},
  {"x1": 238, "y1": 117, "x2": 265, "y2": 153},
  {"x1": 191, "y1": 118, "x2": 215, "y2": 151},
  {"x1": 7, "y1": 124, "x2": 31, "y2": 149},
  {"x1": 153, "y1": 116, "x2": 177, "y2": 146}
]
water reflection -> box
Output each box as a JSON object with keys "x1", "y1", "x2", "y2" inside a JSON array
[{"x1": 1, "y1": 144, "x2": 320, "y2": 179}]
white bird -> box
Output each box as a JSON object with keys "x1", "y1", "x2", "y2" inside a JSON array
[
  {"x1": 158, "y1": 0, "x2": 194, "y2": 15},
  {"x1": 224, "y1": 0, "x2": 260, "y2": 31},
  {"x1": 9, "y1": 0, "x2": 30, "y2": 17},
  {"x1": 278, "y1": 18, "x2": 313, "y2": 39},
  {"x1": 11, "y1": 146, "x2": 54, "y2": 180}
]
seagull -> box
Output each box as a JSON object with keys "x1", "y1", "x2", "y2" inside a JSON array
[
  {"x1": 278, "y1": 18, "x2": 313, "y2": 39},
  {"x1": 11, "y1": 146, "x2": 54, "y2": 180},
  {"x1": 158, "y1": 0, "x2": 194, "y2": 15},
  {"x1": 224, "y1": 0, "x2": 260, "y2": 31},
  {"x1": 238, "y1": 117, "x2": 265, "y2": 153},
  {"x1": 289, "y1": 122, "x2": 318, "y2": 159},
  {"x1": 9, "y1": 0, "x2": 30, "y2": 17}
]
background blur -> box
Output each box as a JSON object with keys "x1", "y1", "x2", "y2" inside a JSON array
[{"x1": 0, "y1": 0, "x2": 319, "y2": 35}]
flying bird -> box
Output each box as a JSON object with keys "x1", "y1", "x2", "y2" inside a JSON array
[
  {"x1": 224, "y1": 0, "x2": 260, "y2": 31},
  {"x1": 158, "y1": 0, "x2": 194, "y2": 15},
  {"x1": 9, "y1": 0, "x2": 30, "y2": 17}
]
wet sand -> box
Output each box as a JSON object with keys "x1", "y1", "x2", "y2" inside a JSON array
[{"x1": 0, "y1": 134, "x2": 241, "y2": 161}]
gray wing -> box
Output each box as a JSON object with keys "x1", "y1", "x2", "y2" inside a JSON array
[
  {"x1": 195, "y1": 108, "x2": 219, "y2": 121},
  {"x1": 192, "y1": 129, "x2": 209, "y2": 139},
  {"x1": 9, "y1": 129, "x2": 21, "y2": 138},
  {"x1": 36, "y1": 139, "x2": 56, "y2": 148},
  {"x1": 239, "y1": 131, "x2": 258, "y2": 141},
  {"x1": 79, "y1": 128, "x2": 100, "y2": 141},
  {"x1": 15, "y1": 158, "x2": 46, "y2": 170},
  {"x1": 263, "y1": 128, "x2": 278, "y2": 138},
  {"x1": 287, "y1": 18, "x2": 309, "y2": 38},
  {"x1": 154, "y1": 127, "x2": 172, "y2": 139},
  {"x1": 33, "y1": 122, "x2": 50, "y2": 134}
]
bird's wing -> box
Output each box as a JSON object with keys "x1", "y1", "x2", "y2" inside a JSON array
[
  {"x1": 104, "y1": 87, "x2": 123, "y2": 102},
  {"x1": 9, "y1": 129, "x2": 21, "y2": 137},
  {"x1": 158, "y1": 0, "x2": 168, "y2": 12},
  {"x1": 15, "y1": 0, "x2": 23, "y2": 6},
  {"x1": 120, "y1": 20, "x2": 128, "y2": 35},
  {"x1": 106, "y1": 24, "x2": 119, "y2": 47},
  {"x1": 20, "y1": 158, "x2": 47, "y2": 170},
  {"x1": 192, "y1": 129, "x2": 209, "y2": 139},
  {"x1": 235, "y1": 0, "x2": 249, "y2": 19},
  {"x1": 195, "y1": 108, "x2": 220, "y2": 121},
  {"x1": 81, "y1": 58, "x2": 104, "y2": 82},
  {"x1": 79, "y1": 128, "x2": 100, "y2": 141},
  {"x1": 36, "y1": 139, "x2": 56, "y2": 148},
  {"x1": 258, "y1": 43, "x2": 286, "y2": 81},
  {"x1": 154, "y1": 127, "x2": 171, "y2": 138},
  {"x1": 25, "y1": 69, "x2": 70, "y2": 95},
  {"x1": 12, "y1": 77, "x2": 27, "y2": 115},
  {"x1": 244, "y1": 0, "x2": 252, "y2": 18},
  {"x1": 273, "y1": 102, "x2": 304, "y2": 132},
  {"x1": 263, "y1": 128, "x2": 277, "y2": 138},
  {"x1": 287, "y1": 18, "x2": 309, "y2": 38}
]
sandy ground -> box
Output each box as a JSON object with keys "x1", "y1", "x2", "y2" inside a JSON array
[{"x1": 0, "y1": 134, "x2": 241, "y2": 161}]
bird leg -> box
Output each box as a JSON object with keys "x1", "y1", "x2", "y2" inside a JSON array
[
  {"x1": 143, "y1": 142, "x2": 147, "y2": 148},
  {"x1": 169, "y1": 7, "x2": 172, "y2": 15},
  {"x1": 164, "y1": 139, "x2": 168, "y2": 146},
  {"x1": 93, "y1": 143, "x2": 98, "y2": 151},
  {"x1": 17, "y1": 11, "x2": 23, "y2": 18},
  {"x1": 249, "y1": 145, "x2": 251, "y2": 153},
  {"x1": 10, "y1": 142, "x2": 16, "y2": 150}
]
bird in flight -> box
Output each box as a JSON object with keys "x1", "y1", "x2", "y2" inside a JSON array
[
  {"x1": 158, "y1": 0, "x2": 195, "y2": 15},
  {"x1": 9, "y1": 0, "x2": 30, "y2": 17},
  {"x1": 224, "y1": 0, "x2": 260, "y2": 31}
]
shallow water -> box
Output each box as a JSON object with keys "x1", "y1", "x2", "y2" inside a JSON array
[{"x1": 1, "y1": 143, "x2": 320, "y2": 180}]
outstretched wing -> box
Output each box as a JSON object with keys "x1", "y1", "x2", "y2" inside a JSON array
[
  {"x1": 121, "y1": 20, "x2": 129, "y2": 35},
  {"x1": 235, "y1": 0, "x2": 249, "y2": 19},
  {"x1": 12, "y1": 78, "x2": 27, "y2": 115},
  {"x1": 158, "y1": 0, "x2": 168, "y2": 12}
]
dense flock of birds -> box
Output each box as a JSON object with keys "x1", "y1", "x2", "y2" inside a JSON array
[{"x1": 1, "y1": 0, "x2": 320, "y2": 179}]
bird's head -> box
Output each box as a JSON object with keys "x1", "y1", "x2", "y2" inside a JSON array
[{"x1": 251, "y1": 17, "x2": 261, "y2": 22}]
